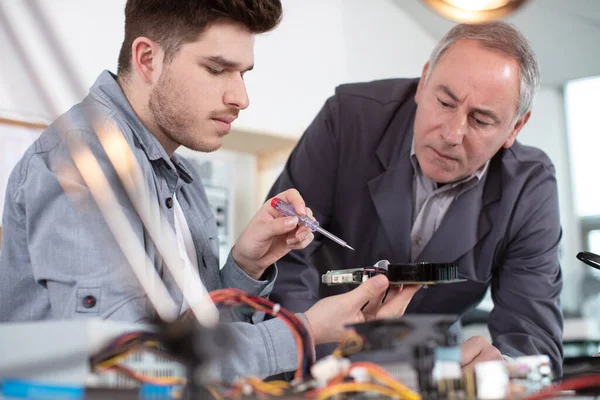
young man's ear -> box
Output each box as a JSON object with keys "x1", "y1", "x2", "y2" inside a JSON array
[
  {"x1": 414, "y1": 62, "x2": 430, "y2": 105},
  {"x1": 131, "y1": 37, "x2": 164, "y2": 84},
  {"x1": 503, "y1": 111, "x2": 531, "y2": 149}
]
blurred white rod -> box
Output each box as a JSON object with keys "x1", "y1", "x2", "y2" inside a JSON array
[
  {"x1": 96, "y1": 126, "x2": 219, "y2": 328},
  {"x1": 67, "y1": 137, "x2": 179, "y2": 322}
]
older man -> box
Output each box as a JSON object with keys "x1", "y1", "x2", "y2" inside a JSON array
[{"x1": 268, "y1": 21, "x2": 563, "y2": 376}]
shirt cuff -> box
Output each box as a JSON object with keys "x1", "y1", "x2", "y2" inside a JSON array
[
  {"x1": 220, "y1": 252, "x2": 277, "y2": 298},
  {"x1": 296, "y1": 313, "x2": 316, "y2": 364},
  {"x1": 255, "y1": 316, "x2": 300, "y2": 377}
]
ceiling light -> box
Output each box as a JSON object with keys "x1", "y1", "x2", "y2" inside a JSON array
[{"x1": 422, "y1": 0, "x2": 530, "y2": 23}]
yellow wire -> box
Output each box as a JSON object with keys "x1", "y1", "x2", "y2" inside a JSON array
[
  {"x1": 368, "y1": 370, "x2": 421, "y2": 400},
  {"x1": 206, "y1": 386, "x2": 223, "y2": 400},
  {"x1": 342, "y1": 362, "x2": 420, "y2": 400},
  {"x1": 316, "y1": 382, "x2": 402, "y2": 400},
  {"x1": 95, "y1": 341, "x2": 164, "y2": 370},
  {"x1": 246, "y1": 377, "x2": 286, "y2": 396},
  {"x1": 96, "y1": 350, "x2": 135, "y2": 370},
  {"x1": 265, "y1": 380, "x2": 290, "y2": 389},
  {"x1": 333, "y1": 330, "x2": 364, "y2": 357}
]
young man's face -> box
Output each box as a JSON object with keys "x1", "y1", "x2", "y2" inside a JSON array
[
  {"x1": 149, "y1": 20, "x2": 254, "y2": 153},
  {"x1": 413, "y1": 39, "x2": 530, "y2": 183}
]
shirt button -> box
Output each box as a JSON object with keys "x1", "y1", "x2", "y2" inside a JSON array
[
  {"x1": 166, "y1": 197, "x2": 173, "y2": 209},
  {"x1": 415, "y1": 237, "x2": 423, "y2": 246},
  {"x1": 83, "y1": 295, "x2": 97, "y2": 308}
]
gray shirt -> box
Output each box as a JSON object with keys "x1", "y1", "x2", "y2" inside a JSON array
[
  {"x1": 0, "y1": 71, "x2": 301, "y2": 382},
  {"x1": 410, "y1": 142, "x2": 488, "y2": 261}
]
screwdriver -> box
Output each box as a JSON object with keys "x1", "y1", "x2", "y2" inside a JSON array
[{"x1": 270, "y1": 197, "x2": 355, "y2": 251}]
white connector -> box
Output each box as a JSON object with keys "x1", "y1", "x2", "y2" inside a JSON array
[
  {"x1": 310, "y1": 355, "x2": 350, "y2": 384},
  {"x1": 475, "y1": 360, "x2": 509, "y2": 400}
]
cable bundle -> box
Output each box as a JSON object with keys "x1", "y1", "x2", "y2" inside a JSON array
[
  {"x1": 209, "y1": 288, "x2": 315, "y2": 382},
  {"x1": 90, "y1": 330, "x2": 184, "y2": 386}
]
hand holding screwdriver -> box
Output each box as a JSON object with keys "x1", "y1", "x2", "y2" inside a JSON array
[
  {"x1": 270, "y1": 198, "x2": 355, "y2": 251},
  {"x1": 231, "y1": 189, "x2": 315, "y2": 280}
]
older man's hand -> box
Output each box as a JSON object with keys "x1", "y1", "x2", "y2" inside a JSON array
[{"x1": 461, "y1": 336, "x2": 503, "y2": 372}]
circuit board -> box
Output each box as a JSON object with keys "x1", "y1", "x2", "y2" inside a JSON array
[{"x1": 322, "y1": 260, "x2": 466, "y2": 286}]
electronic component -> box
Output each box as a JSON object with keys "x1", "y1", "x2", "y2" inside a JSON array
[
  {"x1": 345, "y1": 315, "x2": 460, "y2": 392},
  {"x1": 0, "y1": 320, "x2": 183, "y2": 387},
  {"x1": 322, "y1": 259, "x2": 466, "y2": 286},
  {"x1": 1, "y1": 309, "x2": 567, "y2": 400},
  {"x1": 475, "y1": 360, "x2": 510, "y2": 399},
  {"x1": 321, "y1": 267, "x2": 387, "y2": 285},
  {"x1": 506, "y1": 355, "x2": 553, "y2": 395},
  {"x1": 309, "y1": 355, "x2": 350, "y2": 384}
]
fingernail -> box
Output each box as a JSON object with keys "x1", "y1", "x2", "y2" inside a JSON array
[
  {"x1": 371, "y1": 275, "x2": 387, "y2": 289},
  {"x1": 287, "y1": 238, "x2": 298, "y2": 245},
  {"x1": 285, "y1": 216, "x2": 299, "y2": 227},
  {"x1": 297, "y1": 205, "x2": 306, "y2": 215},
  {"x1": 300, "y1": 231, "x2": 309, "y2": 241}
]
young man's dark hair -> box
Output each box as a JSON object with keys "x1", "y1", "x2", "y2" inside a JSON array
[{"x1": 117, "y1": 0, "x2": 282, "y2": 76}]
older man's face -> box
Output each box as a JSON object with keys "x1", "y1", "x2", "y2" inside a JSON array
[{"x1": 413, "y1": 39, "x2": 530, "y2": 183}]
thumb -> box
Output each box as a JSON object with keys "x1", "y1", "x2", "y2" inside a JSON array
[{"x1": 350, "y1": 275, "x2": 389, "y2": 307}]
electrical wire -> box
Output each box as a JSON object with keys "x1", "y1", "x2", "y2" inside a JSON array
[
  {"x1": 315, "y1": 382, "x2": 402, "y2": 400},
  {"x1": 304, "y1": 360, "x2": 421, "y2": 400},
  {"x1": 90, "y1": 331, "x2": 161, "y2": 367},
  {"x1": 332, "y1": 330, "x2": 364, "y2": 357},
  {"x1": 209, "y1": 288, "x2": 314, "y2": 381},
  {"x1": 108, "y1": 364, "x2": 185, "y2": 386},
  {"x1": 91, "y1": 331, "x2": 185, "y2": 387},
  {"x1": 346, "y1": 362, "x2": 421, "y2": 400},
  {"x1": 205, "y1": 386, "x2": 224, "y2": 400},
  {"x1": 523, "y1": 374, "x2": 600, "y2": 400},
  {"x1": 90, "y1": 289, "x2": 314, "y2": 390}
]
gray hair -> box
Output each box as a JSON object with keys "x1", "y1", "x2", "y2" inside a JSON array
[{"x1": 426, "y1": 21, "x2": 540, "y2": 120}]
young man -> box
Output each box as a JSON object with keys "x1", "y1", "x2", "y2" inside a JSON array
[
  {"x1": 0, "y1": 0, "x2": 419, "y2": 381},
  {"x1": 267, "y1": 22, "x2": 564, "y2": 376}
]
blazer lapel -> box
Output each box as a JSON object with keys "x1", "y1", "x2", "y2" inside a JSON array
[
  {"x1": 415, "y1": 153, "x2": 503, "y2": 264},
  {"x1": 367, "y1": 101, "x2": 416, "y2": 262},
  {"x1": 415, "y1": 184, "x2": 489, "y2": 263}
]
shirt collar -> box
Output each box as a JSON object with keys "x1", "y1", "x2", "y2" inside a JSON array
[
  {"x1": 87, "y1": 70, "x2": 194, "y2": 184},
  {"x1": 88, "y1": 70, "x2": 171, "y2": 163}
]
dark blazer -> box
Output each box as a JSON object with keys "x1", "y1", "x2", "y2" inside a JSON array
[{"x1": 267, "y1": 78, "x2": 564, "y2": 376}]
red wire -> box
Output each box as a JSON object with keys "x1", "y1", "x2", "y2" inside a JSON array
[
  {"x1": 209, "y1": 288, "x2": 312, "y2": 381},
  {"x1": 523, "y1": 374, "x2": 600, "y2": 400}
]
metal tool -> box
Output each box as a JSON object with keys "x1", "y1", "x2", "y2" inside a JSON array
[{"x1": 270, "y1": 197, "x2": 355, "y2": 250}]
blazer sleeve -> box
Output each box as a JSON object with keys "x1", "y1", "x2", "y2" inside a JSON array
[
  {"x1": 488, "y1": 163, "x2": 564, "y2": 377},
  {"x1": 266, "y1": 95, "x2": 342, "y2": 314}
]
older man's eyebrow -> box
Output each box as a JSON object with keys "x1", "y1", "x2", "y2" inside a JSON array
[
  {"x1": 202, "y1": 55, "x2": 254, "y2": 72},
  {"x1": 437, "y1": 84, "x2": 501, "y2": 123},
  {"x1": 437, "y1": 85, "x2": 460, "y2": 103}
]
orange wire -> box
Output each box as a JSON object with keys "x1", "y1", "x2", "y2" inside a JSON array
[{"x1": 209, "y1": 289, "x2": 308, "y2": 381}]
